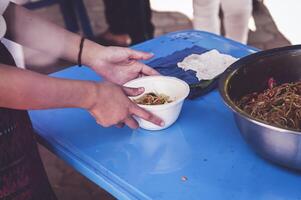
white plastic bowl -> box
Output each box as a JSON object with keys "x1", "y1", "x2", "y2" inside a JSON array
[{"x1": 124, "y1": 76, "x2": 190, "y2": 130}]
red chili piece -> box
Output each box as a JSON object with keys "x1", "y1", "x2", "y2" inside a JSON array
[{"x1": 268, "y1": 77, "x2": 276, "y2": 89}]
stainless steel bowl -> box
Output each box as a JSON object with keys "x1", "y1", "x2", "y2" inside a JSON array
[{"x1": 219, "y1": 45, "x2": 301, "y2": 170}]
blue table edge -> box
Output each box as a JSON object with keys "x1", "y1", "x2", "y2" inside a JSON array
[{"x1": 35, "y1": 128, "x2": 150, "y2": 200}]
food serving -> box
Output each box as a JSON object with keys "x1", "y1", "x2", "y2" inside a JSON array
[
  {"x1": 124, "y1": 76, "x2": 190, "y2": 130},
  {"x1": 134, "y1": 92, "x2": 173, "y2": 105},
  {"x1": 236, "y1": 78, "x2": 301, "y2": 131}
]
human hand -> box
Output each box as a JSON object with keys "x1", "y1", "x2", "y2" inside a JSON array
[
  {"x1": 88, "y1": 81, "x2": 164, "y2": 129},
  {"x1": 88, "y1": 46, "x2": 160, "y2": 85}
]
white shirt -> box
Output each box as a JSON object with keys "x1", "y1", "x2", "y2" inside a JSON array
[{"x1": 0, "y1": 0, "x2": 10, "y2": 39}]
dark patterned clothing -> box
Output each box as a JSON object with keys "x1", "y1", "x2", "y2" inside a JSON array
[{"x1": 0, "y1": 42, "x2": 57, "y2": 200}]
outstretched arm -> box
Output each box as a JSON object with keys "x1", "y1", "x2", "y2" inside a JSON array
[
  {"x1": 4, "y1": 2, "x2": 86, "y2": 64},
  {"x1": 0, "y1": 64, "x2": 163, "y2": 128},
  {"x1": 4, "y1": 3, "x2": 159, "y2": 84},
  {"x1": 0, "y1": 64, "x2": 95, "y2": 110}
]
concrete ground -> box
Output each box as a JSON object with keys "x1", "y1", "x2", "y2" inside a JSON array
[{"x1": 28, "y1": 1, "x2": 291, "y2": 199}]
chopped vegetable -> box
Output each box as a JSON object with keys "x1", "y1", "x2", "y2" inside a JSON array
[{"x1": 134, "y1": 92, "x2": 172, "y2": 105}]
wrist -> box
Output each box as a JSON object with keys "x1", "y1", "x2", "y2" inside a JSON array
[
  {"x1": 78, "y1": 80, "x2": 98, "y2": 110},
  {"x1": 81, "y1": 39, "x2": 105, "y2": 69},
  {"x1": 77, "y1": 37, "x2": 85, "y2": 67}
]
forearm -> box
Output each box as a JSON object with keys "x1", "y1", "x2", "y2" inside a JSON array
[
  {"x1": 3, "y1": 3, "x2": 103, "y2": 67},
  {"x1": 0, "y1": 65, "x2": 96, "y2": 110}
]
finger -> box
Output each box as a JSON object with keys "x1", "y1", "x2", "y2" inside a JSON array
[
  {"x1": 128, "y1": 49, "x2": 154, "y2": 60},
  {"x1": 130, "y1": 105, "x2": 164, "y2": 127},
  {"x1": 129, "y1": 61, "x2": 160, "y2": 76},
  {"x1": 124, "y1": 116, "x2": 139, "y2": 129},
  {"x1": 115, "y1": 122, "x2": 125, "y2": 128},
  {"x1": 90, "y1": 111, "x2": 101, "y2": 125},
  {"x1": 139, "y1": 62, "x2": 161, "y2": 76},
  {"x1": 123, "y1": 86, "x2": 144, "y2": 96}
]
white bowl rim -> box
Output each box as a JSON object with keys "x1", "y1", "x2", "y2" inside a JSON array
[{"x1": 124, "y1": 76, "x2": 190, "y2": 109}]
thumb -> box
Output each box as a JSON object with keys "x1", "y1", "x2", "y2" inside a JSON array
[{"x1": 123, "y1": 86, "x2": 145, "y2": 96}]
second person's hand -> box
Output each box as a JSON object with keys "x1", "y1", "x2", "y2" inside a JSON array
[{"x1": 83, "y1": 45, "x2": 160, "y2": 85}]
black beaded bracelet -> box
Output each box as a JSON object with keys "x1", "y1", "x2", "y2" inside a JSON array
[{"x1": 78, "y1": 37, "x2": 85, "y2": 67}]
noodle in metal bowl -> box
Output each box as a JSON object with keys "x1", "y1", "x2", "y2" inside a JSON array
[{"x1": 236, "y1": 79, "x2": 301, "y2": 131}]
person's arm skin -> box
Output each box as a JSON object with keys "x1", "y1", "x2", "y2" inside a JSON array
[
  {"x1": 4, "y1": 3, "x2": 159, "y2": 85},
  {"x1": 4, "y1": 3, "x2": 84, "y2": 65},
  {"x1": 0, "y1": 64, "x2": 163, "y2": 128}
]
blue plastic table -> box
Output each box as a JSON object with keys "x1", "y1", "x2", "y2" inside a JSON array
[{"x1": 29, "y1": 31, "x2": 301, "y2": 200}]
